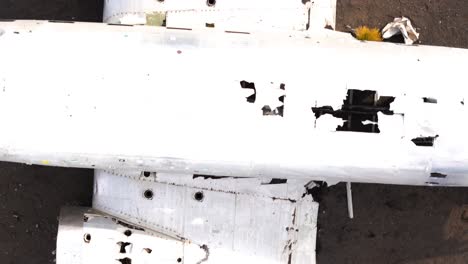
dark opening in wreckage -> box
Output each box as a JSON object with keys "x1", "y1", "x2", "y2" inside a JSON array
[{"x1": 312, "y1": 89, "x2": 395, "y2": 133}]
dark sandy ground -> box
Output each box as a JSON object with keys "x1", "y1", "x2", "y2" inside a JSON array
[
  {"x1": 0, "y1": 1, "x2": 467, "y2": 263},
  {"x1": 0, "y1": 0, "x2": 102, "y2": 22},
  {"x1": 0, "y1": 163, "x2": 93, "y2": 264},
  {"x1": 336, "y1": 0, "x2": 468, "y2": 49}
]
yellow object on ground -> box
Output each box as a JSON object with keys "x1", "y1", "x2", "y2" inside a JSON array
[{"x1": 355, "y1": 26, "x2": 383, "y2": 41}]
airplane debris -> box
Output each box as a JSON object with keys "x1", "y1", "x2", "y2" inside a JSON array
[{"x1": 382, "y1": 17, "x2": 420, "y2": 45}]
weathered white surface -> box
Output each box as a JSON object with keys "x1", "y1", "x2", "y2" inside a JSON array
[
  {"x1": 308, "y1": 0, "x2": 336, "y2": 30},
  {"x1": 0, "y1": 21, "x2": 467, "y2": 186},
  {"x1": 93, "y1": 170, "x2": 318, "y2": 264},
  {"x1": 103, "y1": 0, "x2": 336, "y2": 30},
  {"x1": 57, "y1": 207, "x2": 207, "y2": 264}
]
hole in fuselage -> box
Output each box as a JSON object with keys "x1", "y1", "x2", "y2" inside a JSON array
[
  {"x1": 83, "y1": 233, "x2": 91, "y2": 243},
  {"x1": 207, "y1": 0, "x2": 216, "y2": 6},
  {"x1": 423, "y1": 97, "x2": 437, "y2": 104},
  {"x1": 240, "y1": 81, "x2": 256, "y2": 103},
  {"x1": 430, "y1": 172, "x2": 447, "y2": 178},
  {"x1": 261, "y1": 83, "x2": 286, "y2": 116},
  {"x1": 312, "y1": 89, "x2": 395, "y2": 133},
  {"x1": 144, "y1": 190, "x2": 154, "y2": 199},
  {"x1": 412, "y1": 136, "x2": 438, "y2": 147},
  {"x1": 117, "y1": 258, "x2": 132, "y2": 264},
  {"x1": 265, "y1": 178, "x2": 287, "y2": 184},
  {"x1": 117, "y1": 242, "x2": 132, "y2": 253},
  {"x1": 194, "y1": 191, "x2": 204, "y2": 202}
]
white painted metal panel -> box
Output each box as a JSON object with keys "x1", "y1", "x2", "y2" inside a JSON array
[
  {"x1": 0, "y1": 21, "x2": 467, "y2": 186},
  {"x1": 103, "y1": 0, "x2": 336, "y2": 30},
  {"x1": 57, "y1": 207, "x2": 207, "y2": 264},
  {"x1": 93, "y1": 170, "x2": 318, "y2": 263}
]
